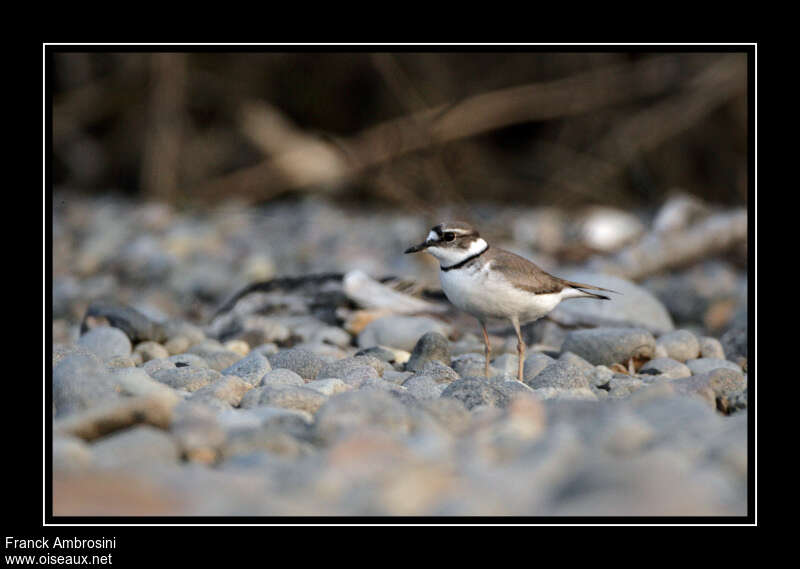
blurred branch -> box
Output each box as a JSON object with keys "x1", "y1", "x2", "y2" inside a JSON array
[
  {"x1": 141, "y1": 54, "x2": 187, "y2": 201},
  {"x1": 586, "y1": 209, "x2": 748, "y2": 281},
  {"x1": 190, "y1": 54, "x2": 696, "y2": 203},
  {"x1": 545, "y1": 54, "x2": 746, "y2": 200}
]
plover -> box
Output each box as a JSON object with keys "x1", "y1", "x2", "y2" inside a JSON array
[{"x1": 405, "y1": 221, "x2": 617, "y2": 382}]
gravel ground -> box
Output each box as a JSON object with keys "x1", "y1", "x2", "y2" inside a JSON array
[{"x1": 51, "y1": 192, "x2": 749, "y2": 516}]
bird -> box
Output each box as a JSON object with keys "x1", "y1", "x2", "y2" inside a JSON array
[{"x1": 404, "y1": 221, "x2": 617, "y2": 382}]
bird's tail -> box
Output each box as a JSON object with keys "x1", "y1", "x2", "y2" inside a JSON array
[{"x1": 563, "y1": 279, "x2": 620, "y2": 301}]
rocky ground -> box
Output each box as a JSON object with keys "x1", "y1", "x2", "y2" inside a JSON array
[{"x1": 51, "y1": 192, "x2": 749, "y2": 516}]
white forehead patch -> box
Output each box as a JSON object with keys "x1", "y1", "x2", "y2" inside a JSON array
[{"x1": 427, "y1": 230, "x2": 439, "y2": 242}]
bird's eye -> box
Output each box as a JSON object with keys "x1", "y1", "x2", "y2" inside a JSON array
[{"x1": 443, "y1": 232, "x2": 455, "y2": 242}]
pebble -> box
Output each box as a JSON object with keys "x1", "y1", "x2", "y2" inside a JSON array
[
  {"x1": 267, "y1": 349, "x2": 325, "y2": 380},
  {"x1": 239, "y1": 385, "x2": 328, "y2": 414},
  {"x1": 77, "y1": 326, "x2": 132, "y2": 361},
  {"x1": 526, "y1": 352, "x2": 593, "y2": 390},
  {"x1": 405, "y1": 332, "x2": 451, "y2": 372},
  {"x1": 221, "y1": 351, "x2": 271, "y2": 386},
  {"x1": 561, "y1": 328, "x2": 656, "y2": 366},
  {"x1": 402, "y1": 375, "x2": 447, "y2": 400},
  {"x1": 699, "y1": 336, "x2": 726, "y2": 359},
  {"x1": 451, "y1": 353, "x2": 496, "y2": 379},
  {"x1": 187, "y1": 343, "x2": 243, "y2": 371},
  {"x1": 410, "y1": 361, "x2": 459, "y2": 383},
  {"x1": 133, "y1": 341, "x2": 170, "y2": 363},
  {"x1": 685, "y1": 358, "x2": 742, "y2": 375},
  {"x1": 317, "y1": 358, "x2": 380, "y2": 387},
  {"x1": 224, "y1": 340, "x2": 250, "y2": 356},
  {"x1": 638, "y1": 358, "x2": 692, "y2": 380},
  {"x1": 259, "y1": 369, "x2": 306, "y2": 388},
  {"x1": 188, "y1": 375, "x2": 252, "y2": 407},
  {"x1": 655, "y1": 330, "x2": 700, "y2": 362},
  {"x1": 149, "y1": 366, "x2": 222, "y2": 392},
  {"x1": 53, "y1": 354, "x2": 121, "y2": 417},
  {"x1": 358, "y1": 315, "x2": 452, "y2": 352},
  {"x1": 164, "y1": 335, "x2": 191, "y2": 355},
  {"x1": 720, "y1": 320, "x2": 747, "y2": 362},
  {"x1": 91, "y1": 425, "x2": 180, "y2": 469},
  {"x1": 523, "y1": 353, "x2": 555, "y2": 381},
  {"x1": 441, "y1": 378, "x2": 510, "y2": 410},
  {"x1": 304, "y1": 378, "x2": 351, "y2": 396},
  {"x1": 313, "y1": 390, "x2": 418, "y2": 444}
]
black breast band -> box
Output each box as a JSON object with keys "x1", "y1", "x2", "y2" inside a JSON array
[{"x1": 440, "y1": 244, "x2": 490, "y2": 272}]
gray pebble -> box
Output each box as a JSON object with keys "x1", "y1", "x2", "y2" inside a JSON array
[
  {"x1": 358, "y1": 315, "x2": 452, "y2": 352},
  {"x1": 561, "y1": 327, "x2": 656, "y2": 366},
  {"x1": 402, "y1": 375, "x2": 447, "y2": 400},
  {"x1": 523, "y1": 353, "x2": 555, "y2": 381},
  {"x1": 686, "y1": 358, "x2": 741, "y2": 375},
  {"x1": 304, "y1": 378, "x2": 351, "y2": 396},
  {"x1": 239, "y1": 385, "x2": 327, "y2": 414},
  {"x1": 221, "y1": 351, "x2": 271, "y2": 386},
  {"x1": 317, "y1": 357, "x2": 380, "y2": 387},
  {"x1": 451, "y1": 353, "x2": 496, "y2": 379},
  {"x1": 91, "y1": 425, "x2": 180, "y2": 469},
  {"x1": 259, "y1": 368, "x2": 305, "y2": 388},
  {"x1": 526, "y1": 352, "x2": 593, "y2": 390},
  {"x1": 133, "y1": 341, "x2": 170, "y2": 364},
  {"x1": 77, "y1": 326, "x2": 132, "y2": 361},
  {"x1": 313, "y1": 390, "x2": 417, "y2": 443},
  {"x1": 53, "y1": 354, "x2": 120, "y2": 417},
  {"x1": 187, "y1": 344, "x2": 242, "y2": 371},
  {"x1": 188, "y1": 375, "x2": 252, "y2": 407},
  {"x1": 150, "y1": 366, "x2": 222, "y2": 392},
  {"x1": 267, "y1": 349, "x2": 325, "y2": 380},
  {"x1": 441, "y1": 378, "x2": 510, "y2": 410},
  {"x1": 656, "y1": 330, "x2": 700, "y2": 362},
  {"x1": 406, "y1": 332, "x2": 451, "y2": 372},
  {"x1": 639, "y1": 358, "x2": 692, "y2": 380}
]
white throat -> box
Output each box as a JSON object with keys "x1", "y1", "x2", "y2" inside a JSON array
[{"x1": 427, "y1": 238, "x2": 489, "y2": 267}]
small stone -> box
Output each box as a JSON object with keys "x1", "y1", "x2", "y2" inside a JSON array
[
  {"x1": 313, "y1": 390, "x2": 417, "y2": 443},
  {"x1": 77, "y1": 326, "x2": 133, "y2": 361},
  {"x1": 187, "y1": 343, "x2": 242, "y2": 371},
  {"x1": 638, "y1": 358, "x2": 692, "y2": 380},
  {"x1": 251, "y1": 343, "x2": 280, "y2": 357},
  {"x1": 133, "y1": 341, "x2": 170, "y2": 364},
  {"x1": 533, "y1": 387, "x2": 598, "y2": 401},
  {"x1": 53, "y1": 354, "x2": 120, "y2": 417},
  {"x1": 492, "y1": 354, "x2": 523, "y2": 379},
  {"x1": 304, "y1": 378, "x2": 351, "y2": 396},
  {"x1": 382, "y1": 370, "x2": 414, "y2": 385},
  {"x1": 224, "y1": 340, "x2": 250, "y2": 356},
  {"x1": 267, "y1": 349, "x2": 325, "y2": 380},
  {"x1": 655, "y1": 330, "x2": 700, "y2": 362},
  {"x1": 560, "y1": 328, "x2": 656, "y2": 366},
  {"x1": 239, "y1": 385, "x2": 327, "y2": 414},
  {"x1": 188, "y1": 375, "x2": 252, "y2": 407},
  {"x1": 170, "y1": 402, "x2": 226, "y2": 463},
  {"x1": 91, "y1": 425, "x2": 180, "y2": 469},
  {"x1": 109, "y1": 367, "x2": 178, "y2": 398},
  {"x1": 686, "y1": 358, "x2": 742, "y2": 375},
  {"x1": 221, "y1": 351, "x2": 271, "y2": 386},
  {"x1": 523, "y1": 353, "x2": 555, "y2": 381},
  {"x1": 259, "y1": 369, "x2": 306, "y2": 388},
  {"x1": 53, "y1": 344, "x2": 100, "y2": 367},
  {"x1": 412, "y1": 361, "x2": 459, "y2": 383},
  {"x1": 150, "y1": 366, "x2": 222, "y2": 392},
  {"x1": 440, "y1": 378, "x2": 510, "y2": 410},
  {"x1": 164, "y1": 335, "x2": 191, "y2": 355},
  {"x1": 358, "y1": 315, "x2": 452, "y2": 352},
  {"x1": 488, "y1": 378, "x2": 535, "y2": 400},
  {"x1": 82, "y1": 302, "x2": 168, "y2": 344},
  {"x1": 451, "y1": 353, "x2": 496, "y2": 379},
  {"x1": 423, "y1": 398, "x2": 471, "y2": 435},
  {"x1": 607, "y1": 375, "x2": 645, "y2": 398},
  {"x1": 355, "y1": 346, "x2": 398, "y2": 364},
  {"x1": 699, "y1": 337, "x2": 726, "y2": 359},
  {"x1": 406, "y1": 332, "x2": 451, "y2": 372},
  {"x1": 402, "y1": 375, "x2": 447, "y2": 400},
  {"x1": 106, "y1": 355, "x2": 136, "y2": 369},
  {"x1": 526, "y1": 352, "x2": 593, "y2": 390},
  {"x1": 317, "y1": 357, "x2": 380, "y2": 387},
  {"x1": 720, "y1": 320, "x2": 747, "y2": 361}
]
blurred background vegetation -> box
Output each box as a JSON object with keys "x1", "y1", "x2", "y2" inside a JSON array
[{"x1": 51, "y1": 51, "x2": 748, "y2": 213}]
